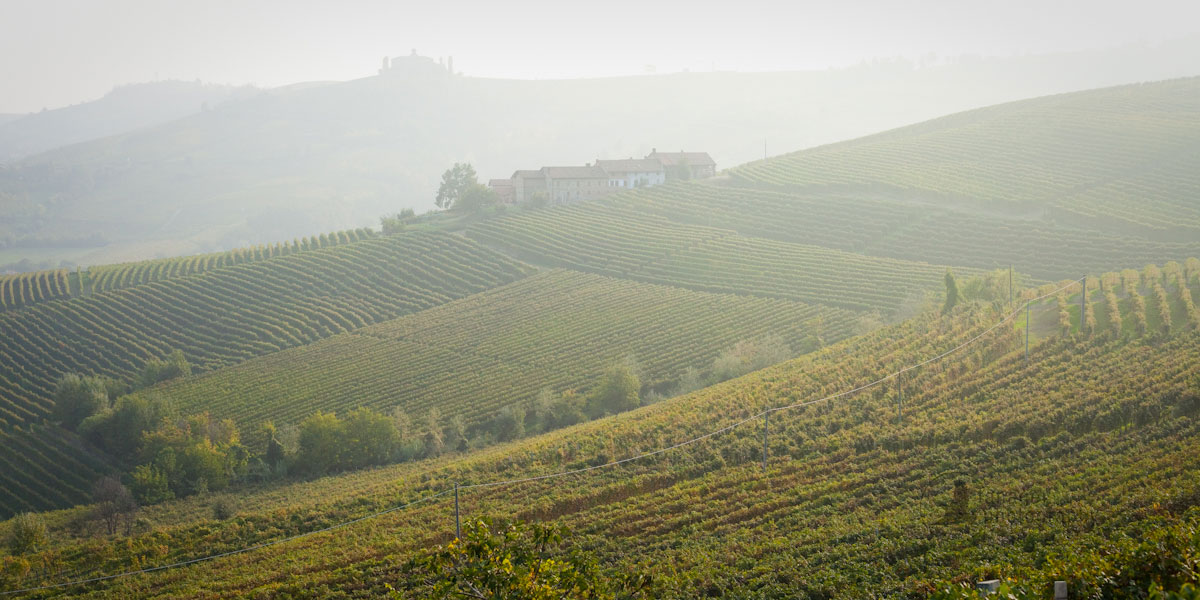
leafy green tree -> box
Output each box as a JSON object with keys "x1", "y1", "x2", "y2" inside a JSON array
[
  {"x1": 491, "y1": 405, "x2": 525, "y2": 442},
  {"x1": 342, "y1": 407, "x2": 400, "y2": 468},
  {"x1": 296, "y1": 411, "x2": 345, "y2": 474},
  {"x1": 454, "y1": 183, "x2": 498, "y2": 213},
  {"x1": 443, "y1": 415, "x2": 469, "y2": 453},
  {"x1": 51, "y1": 373, "x2": 110, "y2": 429},
  {"x1": 943, "y1": 269, "x2": 960, "y2": 314},
  {"x1": 585, "y1": 364, "x2": 641, "y2": 418},
  {"x1": 435, "y1": 163, "x2": 478, "y2": 210},
  {"x1": 6, "y1": 513, "x2": 48, "y2": 555},
  {"x1": 130, "y1": 464, "x2": 174, "y2": 504},
  {"x1": 422, "y1": 408, "x2": 445, "y2": 458},
  {"x1": 135, "y1": 350, "x2": 192, "y2": 389},
  {"x1": 79, "y1": 394, "x2": 176, "y2": 456},
  {"x1": 179, "y1": 443, "x2": 229, "y2": 493},
  {"x1": 391, "y1": 518, "x2": 654, "y2": 599},
  {"x1": 380, "y1": 214, "x2": 406, "y2": 234}
]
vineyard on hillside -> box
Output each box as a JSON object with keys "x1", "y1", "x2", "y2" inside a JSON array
[
  {"x1": 86, "y1": 228, "x2": 376, "y2": 294},
  {"x1": 8, "y1": 275, "x2": 1199, "y2": 598},
  {"x1": 621, "y1": 183, "x2": 1200, "y2": 280},
  {"x1": 0, "y1": 424, "x2": 116, "y2": 518},
  {"x1": 0, "y1": 232, "x2": 532, "y2": 427},
  {"x1": 467, "y1": 202, "x2": 955, "y2": 312},
  {"x1": 0, "y1": 269, "x2": 74, "y2": 311},
  {"x1": 0, "y1": 229, "x2": 375, "y2": 313},
  {"x1": 147, "y1": 270, "x2": 860, "y2": 436},
  {"x1": 730, "y1": 77, "x2": 1200, "y2": 237}
]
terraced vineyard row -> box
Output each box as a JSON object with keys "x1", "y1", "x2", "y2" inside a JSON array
[
  {"x1": 0, "y1": 269, "x2": 74, "y2": 310},
  {"x1": 0, "y1": 424, "x2": 117, "y2": 519},
  {"x1": 19, "y1": 287, "x2": 1200, "y2": 598},
  {"x1": 729, "y1": 77, "x2": 1200, "y2": 236},
  {"x1": 0, "y1": 229, "x2": 377, "y2": 314},
  {"x1": 623, "y1": 183, "x2": 1200, "y2": 281},
  {"x1": 150, "y1": 270, "x2": 860, "y2": 435},
  {"x1": 0, "y1": 232, "x2": 532, "y2": 427},
  {"x1": 468, "y1": 202, "x2": 953, "y2": 312},
  {"x1": 86, "y1": 228, "x2": 376, "y2": 294}
]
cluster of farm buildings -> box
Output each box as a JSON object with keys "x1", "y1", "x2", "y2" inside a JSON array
[{"x1": 488, "y1": 149, "x2": 716, "y2": 204}]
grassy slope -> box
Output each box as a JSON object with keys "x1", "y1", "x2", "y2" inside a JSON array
[
  {"x1": 730, "y1": 77, "x2": 1200, "y2": 239},
  {"x1": 467, "y1": 201, "x2": 960, "y2": 313},
  {"x1": 0, "y1": 231, "x2": 531, "y2": 426},
  {"x1": 618, "y1": 182, "x2": 1200, "y2": 281},
  {"x1": 7, "y1": 287, "x2": 1199, "y2": 597},
  {"x1": 142, "y1": 270, "x2": 860, "y2": 435}
]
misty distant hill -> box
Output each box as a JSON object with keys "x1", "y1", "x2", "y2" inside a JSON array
[
  {"x1": 1, "y1": 39, "x2": 1198, "y2": 266},
  {"x1": 0, "y1": 80, "x2": 256, "y2": 162}
]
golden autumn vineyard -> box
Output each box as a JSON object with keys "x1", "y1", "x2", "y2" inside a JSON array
[
  {"x1": 142, "y1": 270, "x2": 859, "y2": 436},
  {"x1": 2, "y1": 270, "x2": 1198, "y2": 598},
  {"x1": 2, "y1": 77, "x2": 1200, "y2": 599}
]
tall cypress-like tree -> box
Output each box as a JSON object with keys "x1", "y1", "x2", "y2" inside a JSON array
[{"x1": 942, "y1": 270, "x2": 959, "y2": 314}]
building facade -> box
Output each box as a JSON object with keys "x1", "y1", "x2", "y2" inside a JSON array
[
  {"x1": 501, "y1": 149, "x2": 716, "y2": 204},
  {"x1": 595, "y1": 158, "x2": 666, "y2": 190},
  {"x1": 647, "y1": 149, "x2": 717, "y2": 180},
  {"x1": 543, "y1": 165, "x2": 611, "y2": 204}
]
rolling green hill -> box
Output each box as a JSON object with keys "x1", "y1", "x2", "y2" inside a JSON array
[
  {"x1": 468, "y1": 202, "x2": 959, "y2": 313},
  {"x1": 0, "y1": 228, "x2": 374, "y2": 312},
  {"x1": 0, "y1": 231, "x2": 530, "y2": 427},
  {"x1": 619, "y1": 182, "x2": 1200, "y2": 281},
  {"x1": 2, "y1": 77, "x2": 1200, "y2": 598},
  {"x1": 141, "y1": 270, "x2": 859, "y2": 436},
  {"x1": 731, "y1": 77, "x2": 1200, "y2": 239},
  {"x1": 5, "y1": 273, "x2": 1198, "y2": 598}
]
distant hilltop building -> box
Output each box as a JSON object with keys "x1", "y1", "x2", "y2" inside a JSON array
[
  {"x1": 379, "y1": 49, "x2": 455, "y2": 78},
  {"x1": 494, "y1": 149, "x2": 715, "y2": 204}
]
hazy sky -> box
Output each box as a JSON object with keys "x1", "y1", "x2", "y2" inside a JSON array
[{"x1": 2, "y1": 0, "x2": 1199, "y2": 113}]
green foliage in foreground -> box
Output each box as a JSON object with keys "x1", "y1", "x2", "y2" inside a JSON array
[
  {"x1": 390, "y1": 519, "x2": 655, "y2": 599},
  {"x1": 6, "y1": 293, "x2": 1199, "y2": 598},
  {"x1": 6, "y1": 513, "x2": 48, "y2": 556},
  {"x1": 930, "y1": 513, "x2": 1200, "y2": 599}
]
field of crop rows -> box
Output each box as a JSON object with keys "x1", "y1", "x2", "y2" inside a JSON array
[
  {"x1": 619, "y1": 183, "x2": 1200, "y2": 281},
  {"x1": 0, "y1": 424, "x2": 116, "y2": 519},
  {"x1": 0, "y1": 232, "x2": 532, "y2": 427},
  {"x1": 86, "y1": 228, "x2": 376, "y2": 294},
  {"x1": 20, "y1": 293, "x2": 1200, "y2": 598},
  {"x1": 0, "y1": 229, "x2": 376, "y2": 314},
  {"x1": 729, "y1": 78, "x2": 1200, "y2": 236},
  {"x1": 468, "y1": 202, "x2": 952, "y2": 312},
  {"x1": 150, "y1": 270, "x2": 860, "y2": 435},
  {"x1": 0, "y1": 269, "x2": 74, "y2": 311}
]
